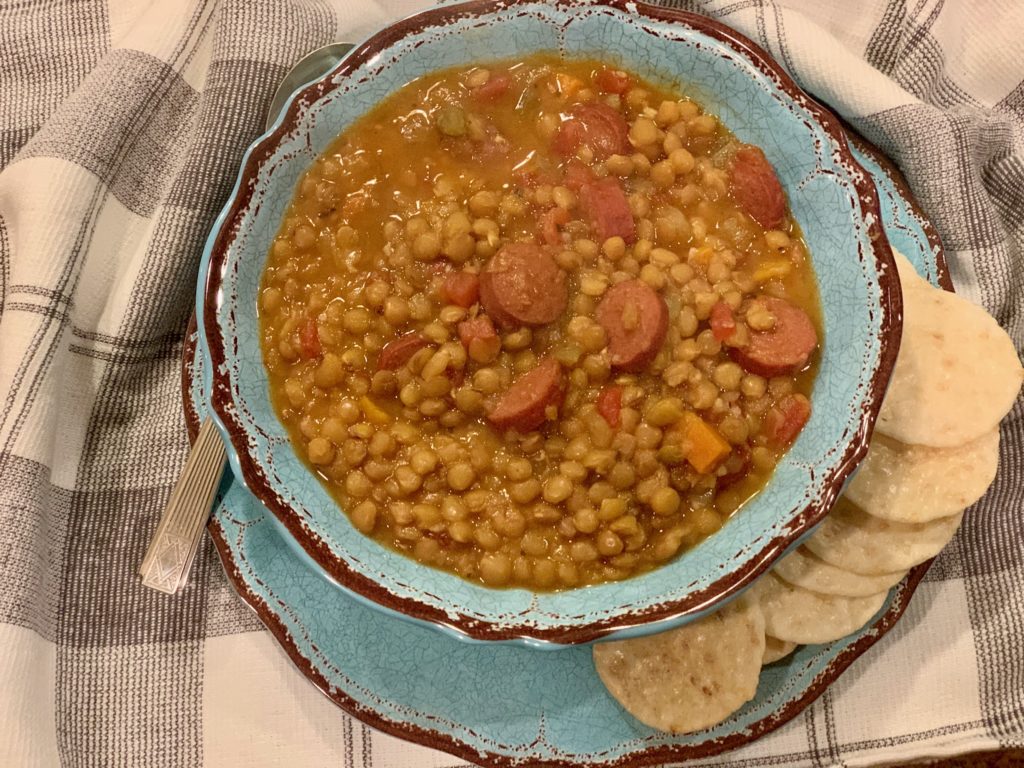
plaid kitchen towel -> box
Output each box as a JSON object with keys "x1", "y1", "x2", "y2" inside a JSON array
[{"x1": 0, "y1": 0, "x2": 1021, "y2": 766}]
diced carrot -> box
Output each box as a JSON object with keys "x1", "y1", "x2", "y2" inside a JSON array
[
  {"x1": 594, "y1": 68, "x2": 632, "y2": 94},
  {"x1": 678, "y1": 411, "x2": 731, "y2": 473},
  {"x1": 597, "y1": 385, "x2": 623, "y2": 428},
  {"x1": 359, "y1": 396, "x2": 390, "y2": 425},
  {"x1": 764, "y1": 394, "x2": 811, "y2": 447},
  {"x1": 709, "y1": 301, "x2": 736, "y2": 341},
  {"x1": 299, "y1": 318, "x2": 321, "y2": 358}
]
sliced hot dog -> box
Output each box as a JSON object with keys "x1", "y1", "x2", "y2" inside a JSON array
[
  {"x1": 553, "y1": 102, "x2": 630, "y2": 160},
  {"x1": 377, "y1": 332, "x2": 431, "y2": 371},
  {"x1": 579, "y1": 178, "x2": 636, "y2": 243},
  {"x1": 595, "y1": 279, "x2": 669, "y2": 372},
  {"x1": 478, "y1": 242, "x2": 568, "y2": 328},
  {"x1": 729, "y1": 146, "x2": 786, "y2": 230},
  {"x1": 487, "y1": 357, "x2": 565, "y2": 433},
  {"x1": 731, "y1": 297, "x2": 817, "y2": 377}
]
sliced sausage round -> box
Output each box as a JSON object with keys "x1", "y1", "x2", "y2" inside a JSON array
[
  {"x1": 487, "y1": 357, "x2": 565, "y2": 433},
  {"x1": 729, "y1": 146, "x2": 786, "y2": 230},
  {"x1": 553, "y1": 102, "x2": 630, "y2": 160},
  {"x1": 478, "y1": 242, "x2": 568, "y2": 328},
  {"x1": 595, "y1": 279, "x2": 669, "y2": 372},
  {"x1": 731, "y1": 297, "x2": 818, "y2": 377},
  {"x1": 579, "y1": 178, "x2": 636, "y2": 244},
  {"x1": 377, "y1": 332, "x2": 430, "y2": 371}
]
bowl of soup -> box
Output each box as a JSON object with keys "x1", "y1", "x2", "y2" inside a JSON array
[{"x1": 198, "y1": 0, "x2": 901, "y2": 646}]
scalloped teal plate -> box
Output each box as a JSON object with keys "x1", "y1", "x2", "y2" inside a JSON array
[{"x1": 184, "y1": 135, "x2": 943, "y2": 767}]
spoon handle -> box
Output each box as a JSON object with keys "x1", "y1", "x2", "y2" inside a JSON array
[{"x1": 139, "y1": 417, "x2": 226, "y2": 594}]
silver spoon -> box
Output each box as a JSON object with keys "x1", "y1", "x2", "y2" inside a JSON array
[
  {"x1": 140, "y1": 42, "x2": 354, "y2": 594},
  {"x1": 266, "y1": 42, "x2": 355, "y2": 131}
]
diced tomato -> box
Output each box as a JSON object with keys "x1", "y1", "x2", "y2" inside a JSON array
[
  {"x1": 597, "y1": 385, "x2": 623, "y2": 428},
  {"x1": 709, "y1": 301, "x2": 736, "y2": 341},
  {"x1": 457, "y1": 315, "x2": 497, "y2": 348},
  {"x1": 730, "y1": 146, "x2": 786, "y2": 230},
  {"x1": 764, "y1": 394, "x2": 812, "y2": 447},
  {"x1": 513, "y1": 166, "x2": 560, "y2": 189},
  {"x1": 299, "y1": 318, "x2": 321, "y2": 358},
  {"x1": 457, "y1": 315, "x2": 500, "y2": 362},
  {"x1": 377, "y1": 332, "x2": 430, "y2": 371},
  {"x1": 473, "y1": 72, "x2": 511, "y2": 101},
  {"x1": 579, "y1": 178, "x2": 635, "y2": 243},
  {"x1": 594, "y1": 68, "x2": 632, "y2": 94},
  {"x1": 539, "y1": 206, "x2": 570, "y2": 246},
  {"x1": 441, "y1": 271, "x2": 480, "y2": 308},
  {"x1": 562, "y1": 160, "x2": 595, "y2": 191},
  {"x1": 552, "y1": 102, "x2": 630, "y2": 160}
]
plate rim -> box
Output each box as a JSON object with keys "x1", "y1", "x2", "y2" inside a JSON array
[{"x1": 196, "y1": 0, "x2": 905, "y2": 646}]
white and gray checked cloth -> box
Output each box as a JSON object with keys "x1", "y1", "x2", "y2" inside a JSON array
[{"x1": 1, "y1": 0, "x2": 1022, "y2": 766}]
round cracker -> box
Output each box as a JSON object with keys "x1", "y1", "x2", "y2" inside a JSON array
[
  {"x1": 773, "y1": 545, "x2": 906, "y2": 597},
  {"x1": 876, "y1": 281, "x2": 1023, "y2": 447},
  {"x1": 892, "y1": 248, "x2": 931, "y2": 291},
  {"x1": 846, "y1": 430, "x2": 999, "y2": 523},
  {"x1": 593, "y1": 599, "x2": 765, "y2": 734},
  {"x1": 804, "y1": 497, "x2": 963, "y2": 575},
  {"x1": 762, "y1": 636, "x2": 798, "y2": 664},
  {"x1": 752, "y1": 572, "x2": 887, "y2": 644}
]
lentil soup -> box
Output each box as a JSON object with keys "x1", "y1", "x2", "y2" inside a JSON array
[{"x1": 258, "y1": 56, "x2": 822, "y2": 590}]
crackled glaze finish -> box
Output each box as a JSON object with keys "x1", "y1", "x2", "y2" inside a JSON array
[
  {"x1": 184, "y1": 134, "x2": 944, "y2": 766},
  {"x1": 198, "y1": 0, "x2": 902, "y2": 645}
]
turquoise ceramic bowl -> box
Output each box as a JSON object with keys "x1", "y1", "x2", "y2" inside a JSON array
[{"x1": 198, "y1": 0, "x2": 901, "y2": 647}]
